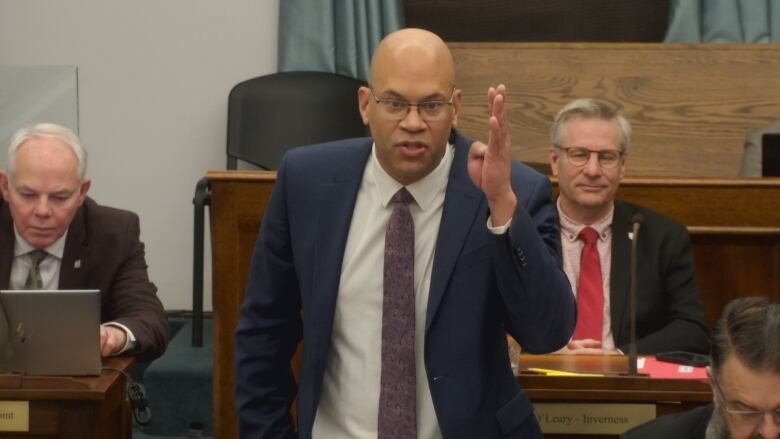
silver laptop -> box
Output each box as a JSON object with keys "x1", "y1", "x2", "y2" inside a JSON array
[{"x1": 0, "y1": 289, "x2": 101, "y2": 376}]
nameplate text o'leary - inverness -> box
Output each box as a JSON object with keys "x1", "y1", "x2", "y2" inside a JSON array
[{"x1": 533, "y1": 403, "x2": 655, "y2": 435}]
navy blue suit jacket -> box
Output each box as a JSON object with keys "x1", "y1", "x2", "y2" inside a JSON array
[{"x1": 235, "y1": 131, "x2": 576, "y2": 438}]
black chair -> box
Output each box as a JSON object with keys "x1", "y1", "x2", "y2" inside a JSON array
[
  {"x1": 192, "y1": 71, "x2": 367, "y2": 347},
  {"x1": 226, "y1": 71, "x2": 368, "y2": 169}
]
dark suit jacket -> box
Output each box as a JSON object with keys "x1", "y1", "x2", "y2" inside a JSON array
[
  {"x1": 609, "y1": 201, "x2": 709, "y2": 354},
  {"x1": 235, "y1": 131, "x2": 576, "y2": 438},
  {"x1": 621, "y1": 403, "x2": 712, "y2": 439},
  {"x1": 0, "y1": 197, "x2": 169, "y2": 361}
]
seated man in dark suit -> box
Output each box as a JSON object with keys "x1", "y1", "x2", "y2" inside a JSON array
[
  {"x1": 622, "y1": 296, "x2": 780, "y2": 439},
  {"x1": 0, "y1": 123, "x2": 168, "y2": 360},
  {"x1": 549, "y1": 98, "x2": 709, "y2": 355}
]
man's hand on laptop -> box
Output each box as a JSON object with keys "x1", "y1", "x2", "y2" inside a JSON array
[{"x1": 100, "y1": 325, "x2": 128, "y2": 357}]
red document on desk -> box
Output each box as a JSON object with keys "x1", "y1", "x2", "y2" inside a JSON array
[{"x1": 638, "y1": 356, "x2": 708, "y2": 380}]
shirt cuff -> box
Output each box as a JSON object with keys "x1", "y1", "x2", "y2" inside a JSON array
[
  {"x1": 486, "y1": 216, "x2": 512, "y2": 235},
  {"x1": 101, "y1": 322, "x2": 138, "y2": 355}
]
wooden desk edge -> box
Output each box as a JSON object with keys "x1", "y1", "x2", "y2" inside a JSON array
[
  {"x1": 205, "y1": 171, "x2": 780, "y2": 188},
  {"x1": 0, "y1": 356, "x2": 135, "y2": 400}
]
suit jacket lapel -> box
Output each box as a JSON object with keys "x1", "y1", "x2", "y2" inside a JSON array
[
  {"x1": 610, "y1": 201, "x2": 631, "y2": 345},
  {"x1": 426, "y1": 134, "x2": 483, "y2": 331},
  {"x1": 59, "y1": 203, "x2": 89, "y2": 289},
  {"x1": 0, "y1": 202, "x2": 15, "y2": 289},
  {"x1": 309, "y1": 143, "x2": 371, "y2": 354}
]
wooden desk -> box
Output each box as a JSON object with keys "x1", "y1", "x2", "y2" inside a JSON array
[
  {"x1": 208, "y1": 171, "x2": 779, "y2": 438},
  {"x1": 518, "y1": 355, "x2": 711, "y2": 438},
  {"x1": 210, "y1": 171, "x2": 276, "y2": 439},
  {"x1": 0, "y1": 356, "x2": 133, "y2": 438}
]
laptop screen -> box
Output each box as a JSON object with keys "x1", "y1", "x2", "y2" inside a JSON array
[
  {"x1": 0, "y1": 289, "x2": 101, "y2": 376},
  {"x1": 762, "y1": 133, "x2": 780, "y2": 177}
]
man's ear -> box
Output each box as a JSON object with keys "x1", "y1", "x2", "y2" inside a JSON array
[
  {"x1": 358, "y1": 86, "x2": 371, "y2": 125},
  {"x1": 451, "y1": 88, "x2": 462, "y2": 129},
  {"x1": 77, "y1": 178, "x2": 91, "y2": 205},
  {"x1": 0, "y1": 172, "x2": 10, "y2": 201},
  {"x1": 549, "y1": 148, "x2": 560, "y2": 176},
  {"x1": 705, "y1": 366, "x2": 717, "y2": 403}
]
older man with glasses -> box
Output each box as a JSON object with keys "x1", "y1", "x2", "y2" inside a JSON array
[
  {"x1": 623, "y1": 296, "x2": 780, "y2": 439},
  {"x1": 548, "y1": 98, "x2": 709, "y2": 356}
]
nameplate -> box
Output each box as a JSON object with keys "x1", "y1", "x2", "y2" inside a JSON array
[
  {"x1": 534, "y1": 403, "x2": 655, "y2": 435},
  {"x1": 0, "y1": 401, "x2": 29, "y2": 432}
]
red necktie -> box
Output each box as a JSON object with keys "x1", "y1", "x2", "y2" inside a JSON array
[
  {"x1": 572, "y1": 227, "x2": 604, "y2": 341},
  {"x1": 378, "y1": 188, "x2": 416, "y2": 438}
]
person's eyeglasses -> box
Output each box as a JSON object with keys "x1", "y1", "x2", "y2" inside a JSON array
[
  {"x1": 554, "y1": 146, "x2": 624, "y2": 168},
  {"x1": 711, "y1": 372, "x2": 780, "y2": 427},
  {"x1": 369, "y1": 88, "x2": 455, "y2": 121}
]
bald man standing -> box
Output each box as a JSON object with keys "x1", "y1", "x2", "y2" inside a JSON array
[{"x1": 235, "y1": 28, "x2": 575, "y2": 438}]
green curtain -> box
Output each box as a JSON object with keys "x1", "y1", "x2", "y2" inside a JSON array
[
  {"x1": 278, "y1": 0, "x2": 405, "y2": 82},
  {"x1": 665, "y1": 0, "x2": 780, "y2": 42}
]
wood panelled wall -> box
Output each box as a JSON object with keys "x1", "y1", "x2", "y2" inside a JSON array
[{"x1": 451, "y1": 43, "x2": 780, "y2": 177}]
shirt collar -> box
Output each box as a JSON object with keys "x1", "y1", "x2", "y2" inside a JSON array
[
  {"x1": 13, "y1": 225, "x2": 68, "y2": 259},
  {"x1": 557, "y1": 198, "x2": 614, "y2": 243},
  {"x1": 369, "y1": 142, "x2": 454, "y2": 210}
]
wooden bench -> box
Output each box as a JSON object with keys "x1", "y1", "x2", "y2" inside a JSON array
[{"x1": 450, "y1": 43, "x2": 780, "y2": 177}]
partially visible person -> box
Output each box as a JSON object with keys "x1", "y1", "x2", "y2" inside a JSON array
[
  {"x1": 549, "y1": 98, "x2": 709, "y2": 355},
  {"x1": 0, "y1": 123, "x2": 168, "y2": 360},
  {"x1": 740, "y1": 118, "x2": 780, "y2": 177},
  {"x1": 622, "y1": 296, "x2": 780, "y2": 439}
]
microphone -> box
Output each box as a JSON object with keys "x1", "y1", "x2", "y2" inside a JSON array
[{"x1": 628, "y1": 213, "x2": 644, "y2": 376}]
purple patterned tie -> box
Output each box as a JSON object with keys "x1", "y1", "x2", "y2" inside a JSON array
[{"x1": 378, "y1": 187, "x2": 417, "y2": 438}]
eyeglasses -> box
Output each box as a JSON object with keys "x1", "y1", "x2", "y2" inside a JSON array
[
  {"x1": 369, "y1": 88, "x2": 455, "y2": 121},
  {"x1": 554, "y1": 146, "x2": 624, "y2": 168},
  {"x1": 711, "y1": 372, "x2": 780, "y2": 427}
]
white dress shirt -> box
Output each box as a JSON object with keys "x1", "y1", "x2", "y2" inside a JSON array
[
  {"x1": 557, "y1": 200, "x2": 617, "y2": 351},
  {"x1": 9, "y1": 227, "x2": 136, "y2": 353},
  {"x1": 312, "y1": 144, "x2": 454, "y2": 439},
  {"x1": 10, "y1": 228, "x2": 66, "y2": 290}
]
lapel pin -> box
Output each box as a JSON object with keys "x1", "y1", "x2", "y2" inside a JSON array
[{"x1": 74, "y1": 260, "x2": 82, "y2": 269}]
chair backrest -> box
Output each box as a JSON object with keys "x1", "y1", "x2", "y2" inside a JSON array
[{"x1": 226, "y1": 71, "x2": 368, "y2": 170}]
